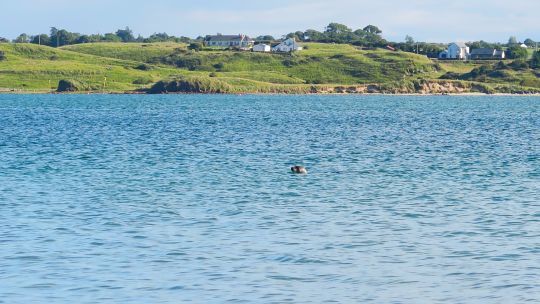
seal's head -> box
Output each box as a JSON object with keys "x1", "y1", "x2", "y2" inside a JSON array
[{"x1": 291, "y1": 166, "x2": 308, "y2": 174}]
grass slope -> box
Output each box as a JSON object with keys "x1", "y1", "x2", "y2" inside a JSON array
[
  {"x1": 1, "y1": 42, "x2": 539, "y2": 93},
  {"x1": 0, "y1": 43, "x2": 182, "y2": 92}
]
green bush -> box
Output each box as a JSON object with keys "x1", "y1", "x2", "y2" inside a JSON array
[
  {"x1": 507, "y1": 46, "x2": 529, "y2": 60},
  {"x1": 57, "y1": 79, "x2": 89, "y2": 92},
  {"x1": 132, "y1": 77, "x2": 153, "y2": 85},
  {"x1": 148, "y1": 76, "x2": 232, "y2": 94},
  {"x1": 173, "y1": 57, "x2": 202, "y2": 70},
  {"x1": 439, "y1": 72, "x2": 460, "y2": 79},
  {"x1": 213, "y1": 62, "x2": 224, "y2": 70},
  {"x1": 187, "y1": 42, "x2": 203, "y2": 51},
  {"x1": 509, "y1": 60, "x2": 529, "y2": 70},
  {"x1": 135, "y1": 63, "x2": 153, "y2": 71},
  {"x1": 531, "y1": 51, "x2": 540, "y2": 69}
]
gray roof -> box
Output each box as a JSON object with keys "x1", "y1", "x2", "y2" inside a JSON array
[
  {"x1": 470, "y1": 48, "x2": 496, "y2": 55},
  {"x1": 206, "y1": 34, "x2": 252, "y2": 42}
]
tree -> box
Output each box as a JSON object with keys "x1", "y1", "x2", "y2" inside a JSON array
[
  {"x1": 303, "y1": 29, "x2": 323, "y2": 41},
  {"x1": 31, "y1": 34, "x2": 51, "y2": 45},
  {"x1": 14, "y1": 33, "x2": 30, "y2": 43},
  {"x1": 468, "y1": 40, "x2": 501, "y2": 50},
  {"x1": 507, "y1": 45, "x2": 528, "y2": 60},
  {"x1": 102, "y1": 33, "x2": 122, "y2": 42},
  {"x1": 405, "y1": 35, "x2": 415, "y2": 44},
  {"x1": 324, "y1": 23, "x2": 353, "y2": 43},
  {"x1": 76, "y1": 35, "x2": 91, "y2": 44},
  {"x1": 255, "y1": 35, "x2": 275, "y2": 41},
  {"x1": 530, "y1": 51, "x2": 540, "y2": 69},
  {"x1": 49, "y1": 27, "x2": 81, "y2": 47},
  {"x1": 508, "y1": 36, "x2": 518, "y2": 46},
  {"x1": 115, "y1": 27, "x2": 135, "y2": 42},
  {"x1": 325, "y1": 23, "x2": 351, "y2": 35},
  {"x1": 285, "y1": 31, "x2": 304, "y2": 41},
  {"x1": 524, "y1": 38, "x2": 536, "y2": 48},
  {"x1": 0, "y1": 37, "x2": 8, "y2": 43},
  {"x1": 363, "y1": 25, "x2": 382, "y2": 35}
]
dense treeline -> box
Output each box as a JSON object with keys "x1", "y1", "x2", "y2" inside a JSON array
[
  {"x1": 0, "y1": 23, "x2": 537, "y2": 60},
  {"x1": 283, "y1": 23, "x2": 387, "y2": 47},
  {"x1": 2, "y1": 27, "x2": 193, "y2": 47}
]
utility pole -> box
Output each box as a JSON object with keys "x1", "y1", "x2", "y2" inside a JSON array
[
  {"x1": 57, "y1": 35, "x2": 59, "y2": 48},
  {"x1": 38, "y1": 35, "x2": 41, "y2": 46}
]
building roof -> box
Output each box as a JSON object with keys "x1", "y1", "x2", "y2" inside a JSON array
[
  {"x1": 451, "y1": 42, "x2": 468, "y2": 48},
  {"x1": 206, "y1": 34, "x2": 252, "y2": 42},
  {"x1": 470, "y1": 48, "x2": 496, "y2": 55}
]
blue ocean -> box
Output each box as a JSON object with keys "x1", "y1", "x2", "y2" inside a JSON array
[{"x1": 0, "y1": 94, "x2": 539, "y2": 303}]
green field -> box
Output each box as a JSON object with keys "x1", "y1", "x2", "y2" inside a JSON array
[{"x1": 0, "y1": 42, "x2": 539, "y2": 94}]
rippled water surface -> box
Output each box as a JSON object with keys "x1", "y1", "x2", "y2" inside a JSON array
[{"x1": 1, "y1": 94, "x2": 539, "y2": 303}]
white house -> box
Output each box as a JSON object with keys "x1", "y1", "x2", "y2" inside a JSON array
[
  {"x1": 253, "y1": 44, "x2": 271, "y2": 52},
  {"x1": 439, "y1": 42, "x2": 469, "y2": 60},
  {"x1": 272, "y1": 38, "x2": 303, "y2": 53},
  {"x1": 205, "y1": 34, "x2": 254, "y2": 48}
]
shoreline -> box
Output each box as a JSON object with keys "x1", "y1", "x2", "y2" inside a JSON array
[{"x1": 2, "y1": 91, "x2": 540, "y2": 96}]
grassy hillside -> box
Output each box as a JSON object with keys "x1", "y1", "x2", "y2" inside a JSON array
[
  {"x1": 63, "y1": 42, "x2": 438, "y2": 85},
  {"x1": 1, "y1": 42, "x2": 539, "y2": 94},
  {"x1": 62, "y1": 42, "x2": 187, "y2": 63},
  {"x1": 0, "y1": 43, "x2": 182, "y2": 92}
]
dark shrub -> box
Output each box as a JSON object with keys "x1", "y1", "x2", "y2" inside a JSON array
[
  {"x1": 148, "y1": 77, "x2": 231, "y2": 94},
  {"x1": 495, "y1": 61, "x2": 508, "y2": 70},
  {"x1": 174, "y1": 57, "x2": 202, "y2": 70},
  {"x1": 0, "y1": 51, "x2": 5, "y2": 61},
  {"x1": 135, "y1": 64, "x2": 152, "y2": 71},
  {"x1": 187, "y1": 43, "x2": 203, "y2": 51},
  {"x1": 439, "y1": 72, "x2": 461, "y2": 79},
  {"x1": 213, "y1": 62, "x2": 224, "y2": 70},
  {"x1": 530, "y1": 51, "x2": 540, "y2": 69},
  {"x1": 506, "y1": 46, "x2": 529, "y2": 60},
  {"x1": 488, "y1": 70, "x2": 511, "y2": 79},
  {"x1": 132, "y1": 77, "x2": 153, "y2": 85},
  {"x1": 282, "y1": 59, "x2": 299, "y2": 67},
  {"x1": 57, "y1": 79, "x2": 88, "y2": 92},
  {"x1": 509, "y1": 60, "x2": 529, "y2": 70}
]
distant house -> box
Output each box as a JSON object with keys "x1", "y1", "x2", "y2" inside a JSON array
[
  {"x1": 439, "y1": 42, "x2": 469, "y2": 60},
  {"x1": 253, "y1": 43, "x2": 271, "y2": 52},
  {"x1": 469, "y1": 48, "x2": 506, "y2": 60},
  {"x1": 205, "y1": 34, "x2": 254, "y2": 48},
  {"x1": 272, "y1": 38, "x2": 303, "y2": 52}
]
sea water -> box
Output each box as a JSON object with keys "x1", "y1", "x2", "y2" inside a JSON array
[{"x1": 0, "y1": 94, "x2": 539, "y2": 303}]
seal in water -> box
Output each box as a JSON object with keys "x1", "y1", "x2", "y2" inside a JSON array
[{"x1": 291, "y1": 166, "x2": 308, "y2": 174}]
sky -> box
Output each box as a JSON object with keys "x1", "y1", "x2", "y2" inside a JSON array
[{"x1": 1, "y1": 0, "x2": 539, "y2": 43}]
